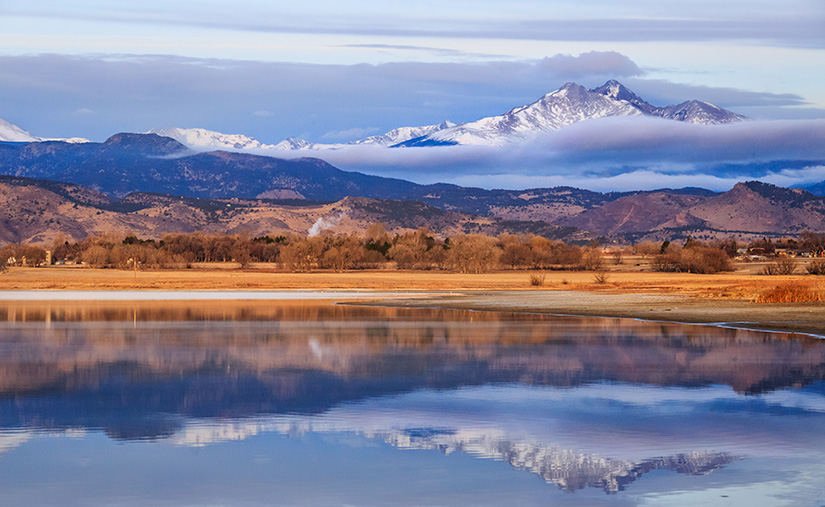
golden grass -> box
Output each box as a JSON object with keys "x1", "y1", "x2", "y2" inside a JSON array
[
  {"x1": 756, "y1": 282, "x2": 825, "y2": 303},
  {"x1": 0, "y1": 258, "x2": 822, "y2": 303}
]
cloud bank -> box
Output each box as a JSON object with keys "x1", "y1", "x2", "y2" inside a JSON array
[
  {"x1": 8, "y1": 1, "x2": 824, "y2": 48},
  {"x1": 268, "y1": 117, "x2": 825, "y2": 192}
]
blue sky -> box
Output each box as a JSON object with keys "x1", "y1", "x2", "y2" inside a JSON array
[{"x1": 0, "y1": 0, "x2": 824, "y2": 190}]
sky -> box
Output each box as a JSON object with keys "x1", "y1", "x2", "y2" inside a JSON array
[{"x1": 0, "y1": 0, "x2": 824, "y2": 190}]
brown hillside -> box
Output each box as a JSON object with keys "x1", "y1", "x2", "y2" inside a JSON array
[
  {"x1": 1, "y1": 179, "x2": 577, "y2": 244},
  {"x1": 684, "y1": 181, "x2": 825, "y2": 233},
  {"x1": 560, "y1": 192, "x2": 708, "y2": 234}
]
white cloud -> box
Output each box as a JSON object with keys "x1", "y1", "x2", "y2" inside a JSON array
[
  {"x1": 266, "y1": 117, "x2": 825, "y2": 191},
  {"x1": 321, "y1": 127, "x2": 380, "y2": 141},
  {"x1": 538, "y1": 51, "x2": 642, "y2": 79},
  {"x1": 71, "y1": 107, "x2": 95, "y2": 116}
]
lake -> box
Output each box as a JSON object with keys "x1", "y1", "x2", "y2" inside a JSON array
[{"x1": 0, "y1": 299, "x2": 823, "y2": 506}]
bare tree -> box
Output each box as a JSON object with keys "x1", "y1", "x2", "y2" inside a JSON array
[
  {"x1": 230, "y1": 234, "x2": 253, "y2": 268},
  {"x1": 81, "y1": 245, "x2": 110, "y2": 268},
  {"x1": 580, "y1": 247, "x2": 604, "y2": 271},
  {"x1": 279, "y1": 236, "x2": 323, "y2": 272},
  {"x1": 500, "y1": 242, "x2": 533, "y2": 269},
  {"x1": 634, "y1": 241, "x2": 660, "y2": 258},
  {"x1": 448, "y1": 234, "x2": 500, "y2": 274},
  {"x1": 801, "y1": 231, "x2": 825, "y2": 257}
]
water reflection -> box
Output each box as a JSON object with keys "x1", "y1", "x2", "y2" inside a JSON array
[
  {"x1": 0, "y1": 301, "x2": 824, "y2": 503},
  {"x1": 164, "y1": 409, "x2": 740, "y2": 494}
]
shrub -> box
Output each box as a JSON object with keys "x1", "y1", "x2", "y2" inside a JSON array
[
  {"x1": 593, "y1": 271, "x2": 610, "y2": 284},
  {"x1": 652, "y1": 247, "x2": 731, "y2": 274},
  {"x1": 652, "y1": 251, "x2": 681, "y2": 272},
  {"x1": 807, "y1": 260, "x2": 825, "y2": 275},
  {"x1": 760, "y1": 257, "x2": 797, "y2": 275},
  {"x1": 756, "y1": 282, "x2": 824, "y2": 303},
  {"x1": 680, "y1": 247, "x2": 731, "y2": 274},
  {"x1": 529, "y1": 272, "x2": 545, "y2": 287}
]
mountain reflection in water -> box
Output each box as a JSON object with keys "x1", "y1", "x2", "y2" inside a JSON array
[{"x1": 0, "y1": 300, "x2": 824, "y2": 502}]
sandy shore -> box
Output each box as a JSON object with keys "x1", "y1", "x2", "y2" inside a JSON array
[
  {"x1": 1, "y1": 266, "x2": 823, "y2": 336},
  {"x1": 356, "y1": 291, "x2": 825, "y2": 337}
]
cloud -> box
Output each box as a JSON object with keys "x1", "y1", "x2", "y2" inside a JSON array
[
  {"x1": 618, "y1": 79, "x2": 808, "y2": 110},
  {"x1": 538, "y1": 51, "x2": 642, "y2": 79},
  {"x1": 446, "y1": 168, "x2": 825, "y2": 194},
  {"x1": 9, "y1": 2, "x2": 824, "y2": 48},
  {"x1": 534, "y1": 117, "x2": 825, "y2": 164},
  {"x1": 339, "y1": 44, "x2": 504, "y2": 59},
  {"x1": 1, "y1": 52, "x2": 813, "y2": 144},
  {"x1": 71, "y1": 107, "x2": 95, "y2": 116},
  {"x1": 321, "y1": 127, "x2": 380, "y2": 142},
  {"x1": 266, "y1": 117, "x2": 825, "y2": 192}
]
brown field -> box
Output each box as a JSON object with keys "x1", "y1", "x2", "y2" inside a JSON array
[
  {"x1": 1, "y1": 256, "x2": 823, "y2": 336},
  {"x1": 0, "y1": 257, "x2": 813, "y2": 294}
]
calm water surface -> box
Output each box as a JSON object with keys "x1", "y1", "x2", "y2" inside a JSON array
[{"x1": 0, "y1": 300, "x2": 824, "y2": 506}]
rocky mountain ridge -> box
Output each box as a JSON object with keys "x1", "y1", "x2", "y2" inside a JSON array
[{"x1": 146, "y1": 80, "x2": 747, "y2": 150}]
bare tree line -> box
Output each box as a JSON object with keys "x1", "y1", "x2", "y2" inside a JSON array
[{"x1": 2, "y1": 227, "x2": 825, "y2": 274}]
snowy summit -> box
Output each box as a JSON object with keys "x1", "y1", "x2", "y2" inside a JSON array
[{"x1": 148, "y1": 80, "x2": 747, "y2": 152}]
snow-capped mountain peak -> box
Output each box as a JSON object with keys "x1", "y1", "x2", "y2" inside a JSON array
[
  {"x1": 659, "y1": 100, "x2": 747, "y2": 124},
  {"x1": 0, "y1": 117, "x2": 90, "y2": 144},
  {"x1": 398, "y1": 80, "x2": 747, "y2": 146},
  {"x1": 146, "y1": 80, "x2": 747, "y2": 152},
  {"x1": 353, "y1": 121, "x2": 457, "y2": 147},
  {"x1": 273, "y1": 137, "x2": 313, "y2": 150},
  {"x1": 591, "y1": 80, "x2": 649, "y2": 110},
  {"x1": 148, "y1": 127, "x2": 276, "y2": 150},
  {"x1": 0, "y1": 117, "x2": 42, "y2": 143},
  {"x1": 420, "y1": 81, "x2": 645, "y2": 146}
]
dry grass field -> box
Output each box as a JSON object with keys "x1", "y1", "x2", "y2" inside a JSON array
[
  {"x1": 0, "y1": 256, "x2": 817, "y2": 296},
  {"x1": 1, "y1": 256, "x2": 823, "y2": 335}
]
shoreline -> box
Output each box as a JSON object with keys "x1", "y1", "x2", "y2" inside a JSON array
[
  {"x1": 1, "y1": 288, "x2": 822, "y2": 337},
  {"x1": 0, "y1": 289, "x2": 437, "y2": 301},
  {"x1": 351, "y1": 291, "x2": 825, "y2": 338},
  {"x1": 0, "y1": 267, "x2": 822, "y2": 337}
]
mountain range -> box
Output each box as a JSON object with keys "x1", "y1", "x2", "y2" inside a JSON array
[
  {"x1": 1, "y1": 79, "x2": 823, "y2": 244},
  {"x1": 0, "y1": 175, "x2": 578, "y2": 245},
  {"x1": 2, "y1": 168, "x2": 824, "y2": 245},
  {"x1": 0, "y1": 131, "x2": 823, "y2": 244},
  {"x1": 146, "y1": 80, "x2": 747, "y2": 151}
]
